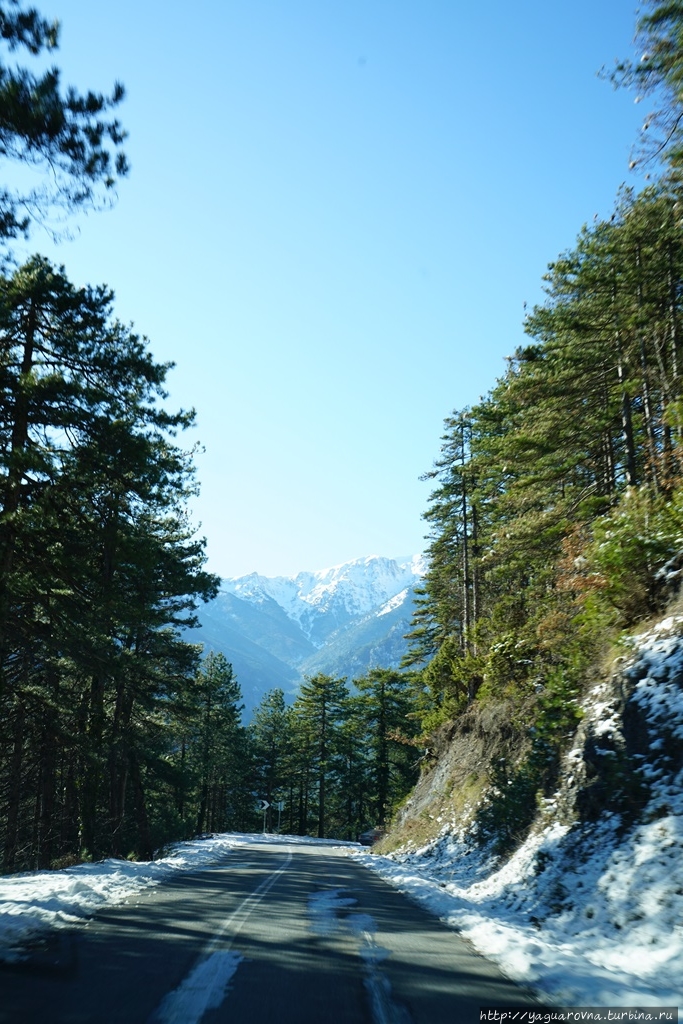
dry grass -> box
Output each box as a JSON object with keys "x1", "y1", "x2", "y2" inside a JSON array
[
  {"x1": 375, "y1": 699, "x2": 532, "y2": 855},
  {"x1": 375, "y1": 769, "x2": 489, "y2": 854}
]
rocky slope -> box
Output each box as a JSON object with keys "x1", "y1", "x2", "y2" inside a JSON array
[
  {"x1": 389, "y1": 614, "x2": 683, "y2": 851},
  {"x1": 365, "y1": 614, "x2": 683, "y2": 1006}
]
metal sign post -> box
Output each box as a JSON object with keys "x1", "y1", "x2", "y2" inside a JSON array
[{"x1": 257, "y1": 799, "x2": 270, "y2": 833}]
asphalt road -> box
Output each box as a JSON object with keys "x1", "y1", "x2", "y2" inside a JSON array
[{"x1": 0, "y1": 839, "x2": 538, "y2": 1024}]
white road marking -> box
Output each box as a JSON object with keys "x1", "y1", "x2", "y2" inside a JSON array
[
  {"x1": 150, "y1": 950, "x2": 244, "y2": 1024},
  {"x1": 150, "y1": 851, "x2": 293, "y2": 1024}
]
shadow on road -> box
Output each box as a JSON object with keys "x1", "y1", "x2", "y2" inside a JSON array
[{"x1": 0, "y1": 842, "x2": 539, "y2": 1024}]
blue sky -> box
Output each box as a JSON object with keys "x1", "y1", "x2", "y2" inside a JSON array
[{"x1": 16, "y1": 1, "x2": 645, "y2": 578}]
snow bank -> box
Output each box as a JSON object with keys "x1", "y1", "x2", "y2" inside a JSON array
[
  {"x1": 2, "y1": 615, "x2": 681, "y2": 1006},
  {"x1": 0, "y1": 834, "x2": 251, "y2": 959},
  {"x1": 352, "y1": 617, "x2": 683, "y2": 1009},
  {"x1": 0, "y1": 833, "x2": 356, "y2": 961}
]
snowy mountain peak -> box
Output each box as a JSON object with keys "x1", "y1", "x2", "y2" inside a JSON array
[{"x1": 222, "y1": 554, "x2": 424, "y2": 642}]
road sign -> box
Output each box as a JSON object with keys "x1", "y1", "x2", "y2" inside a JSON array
[{"x1": 256, "y1": 799, "x2": 270, "y2": 810}]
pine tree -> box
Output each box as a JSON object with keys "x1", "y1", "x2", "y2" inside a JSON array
[
  {"x1": 353, "y1": 669, "x2": 418, "y2": 828},
  {"x1": 191, "y1": 652, "x2": 246, "y2": 835},
  {"x1": 250, "y1": 688, "x2": 291, "y2": 832},
  {"x1": 0, "y1": 0, "x2": 127, "y2": 240},
  {"x1": 0, "y1": 258, "x2": 218, "y2": 868},
  {"x1": 293, "y1": 674, "x2": 348, "y2": 838},
  {"x1": 607, "y1": 1, "x2": 683, "y2": 174}
]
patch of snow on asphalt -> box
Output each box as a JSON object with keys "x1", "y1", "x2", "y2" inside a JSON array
[
  {"x1": 308, "y1": 888, "x2": 357, "y2": 936},
  {"x1": 307, "y1": 886, "x2": 409, "y2": 1024}
]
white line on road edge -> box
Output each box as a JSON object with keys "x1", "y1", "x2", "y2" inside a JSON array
[{"x1": 149, "y1": 850, "x2": 293, "y2": 1024}]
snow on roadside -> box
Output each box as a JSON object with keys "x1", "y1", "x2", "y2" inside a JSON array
[
  {"x1": 0, "y1": 834, "x2": 252, "y2": 960},
  {"x1": 351, "y1": 617, "x2": 683, "y2": 1009},
  {"x1": 2, "y1": 617, "x2": 682, "y2": 1004},
  {"x1": 0, "y1": 833, "x2": 356, "y2": 961}
]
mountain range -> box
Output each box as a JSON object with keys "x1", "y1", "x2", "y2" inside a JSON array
[{"x1": 188, "y1": 554, "x2": 425, "y2": 715}]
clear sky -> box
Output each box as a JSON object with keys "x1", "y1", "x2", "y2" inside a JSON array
[{"x1": 15, "y1": 1, "x2": 646, "y2": 578}]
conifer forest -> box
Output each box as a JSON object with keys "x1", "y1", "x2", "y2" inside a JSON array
[{"x1": 4, "y1": 1, "x2": 683, "y2": 868}]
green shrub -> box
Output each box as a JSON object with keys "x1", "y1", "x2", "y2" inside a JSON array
[
  {"x1": 584, "y1": 485, "x2": 683, "y2": 623},
  {"x1": 474, "y1": 667, "x2": 582, "y2": 856}
]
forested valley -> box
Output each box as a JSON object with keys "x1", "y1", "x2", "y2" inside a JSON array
[
  {"x1": 5, "y1": 0, "x2": 683, "y2": 872},
  {"x1": 0, "y1": 1, "x2": 422, "y2": 869}
]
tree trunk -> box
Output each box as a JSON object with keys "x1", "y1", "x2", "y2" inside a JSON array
[
  {"x1": 36, "y1": 681, "x2": 58, "y2": 869},
  {"x1": 130, "y1": 753, "x2": 153, "y2": 861},
  {"x1": 3, "y1": 701, "x2": 25, "y2": 872},
  {"x1": 81, "y1": 673, "x2": 105, "y2": 857},
  {"x1": 109, "y1": 680, "x2": 134, "y2": 857},
  {"x1": 636, "y1": 245, "x2": 659, "y2": 490},
  {"x1": 196, "y1": 780, "x2": 208, "y2": 835},
  {"x1": 613, "y1": 284, "x2": 637, "y2": 487},
  {"x1": 0, "y1": 300, "x2": 37, "y2": 695},
  {"x1": 318, "y1": 702, "x2": 327, "y2": 838}
]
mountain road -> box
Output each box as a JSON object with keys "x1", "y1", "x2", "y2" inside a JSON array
[{"x1": 0, "y1": 839, "x2": 538, "y2": 1024}]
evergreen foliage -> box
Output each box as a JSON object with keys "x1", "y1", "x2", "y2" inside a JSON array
[
  {"x1": 353, "y1": 668, "x2": 419, "y2": 828},
  {"x1": 0, "y1": 256, "x2": 221, "y2": 868},
  {"x1": 0, "y1": 0, "x2": 254, "y2": 870},
  {"x1": 409, "y1": 178, "x2": 683, "y2": 733},
  {"x1": 245, "y1": 671, "x2": 420, "y2": 841},
  {"x1": 407, "y1": 60, "x2": 683, "y2": 848},
  {"x1": 0, "y1": 0, "x2": 127, "y2": 241},
  {"x1": 189, "y1": 652, "x2": 249, "y2": 836},
  {"x1": 606, "y1": 1, "x2": 683, "y2": 174},
  {"x1": 292, "y1": 673, "x2": 349, "y2": 838},
  {"x1": 9, "y1": 0, "x2": 683, "y2": 865}
]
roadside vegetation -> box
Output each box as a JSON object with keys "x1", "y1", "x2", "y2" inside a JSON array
[
  {"x1": 399, "y1": 1, "x2": 683, "y2": 853},
  {"x1": 0, "y1": 2, "x2": 219, "y2": 870},
  {"x1": 4, "y1": 0, "x2": 683, "y2": 871}
]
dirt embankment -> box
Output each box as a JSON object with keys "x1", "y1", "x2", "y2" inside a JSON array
[
  {"x1": 381, "y1": 698, "x2": 534, "y2": 852},
  {"x1": 381, "y1": 622, "x2": 683, "y2": 857}
]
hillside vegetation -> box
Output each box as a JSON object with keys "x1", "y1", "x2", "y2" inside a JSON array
[
  {"x1": 391, "y1": 0, "x2": 683, "y2": 858},
  {"x1": 357, "y1": 614, "x2": 683, "y2": 1006},
  {"x1": 5, "y1": 0, "x2": 683, "y2": 878}
]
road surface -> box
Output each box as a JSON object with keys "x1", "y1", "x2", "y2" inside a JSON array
[{"x1": 0, "y1": 838, "x2": 537, "y2": 1024}]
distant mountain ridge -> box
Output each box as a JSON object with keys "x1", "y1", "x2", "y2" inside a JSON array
[
  {"x1": 190, "y1": 554, "x2": 425, "y2": 715},
  {"x1": 224, "y1": 554, "x2": 425, "y2": 645}
]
